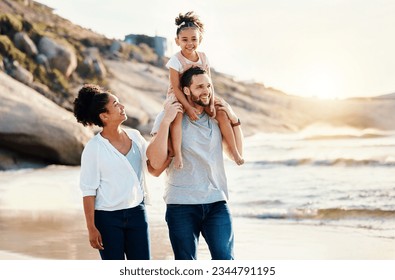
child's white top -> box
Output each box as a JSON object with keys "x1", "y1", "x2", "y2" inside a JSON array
[{"x1": 166, "y1": 51, "x2": 210, "y2": 74}]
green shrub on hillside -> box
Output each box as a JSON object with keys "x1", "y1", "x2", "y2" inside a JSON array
[
  {"x1": 51, "y1": 69, "x2": 69, "y2": 91},
  {"x1": 0, "y1": 35, "x2": 26, "y2": 62}
]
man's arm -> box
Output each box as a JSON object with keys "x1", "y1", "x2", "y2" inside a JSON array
[
  {"x1": 146, "y1": 97, "x2": 182, "y2": 169},
  {"x1": 147, "y1": 157, "x2": 172, "y2": 177}
]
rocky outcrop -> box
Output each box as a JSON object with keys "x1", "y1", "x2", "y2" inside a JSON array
[
  {"x1": 13, "y1": 32, "x2": 38, "y2": 57},
  {"x1": 0, "y1": 72, "x2": 93, "y2": 166},
  {"x1": 37, "y1": 36, "x2": 77, "y2": 77},
  {"x1": 104, "y1": 59, "x2": 167, "y2": 133},
  {"x1": 3, "y1": 58, "x2": 33, "y2": 85},
  {"x1": 80, "y1": 47, "x2": 107, "y2": 79}
]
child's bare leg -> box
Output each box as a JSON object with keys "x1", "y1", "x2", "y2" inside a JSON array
[
  {"x1": 216, "y1": 110, "x2": 244, "y2": 165},
  {"x1": 170, "y1": 112, "x2": 183, "y2": 169}
]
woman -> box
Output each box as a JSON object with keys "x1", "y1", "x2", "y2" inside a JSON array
[{"x1": 73, "y1": 84, "x2": 163, "y2": 260}]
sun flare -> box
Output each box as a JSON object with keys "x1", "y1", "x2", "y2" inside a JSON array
[{"x1": 301, "y1": 65, "x2": 343, "y2": 99}]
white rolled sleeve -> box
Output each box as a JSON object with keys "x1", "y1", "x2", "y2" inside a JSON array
[{"x1": 79, "y1": 140, "x2": 100, "y2": 197}]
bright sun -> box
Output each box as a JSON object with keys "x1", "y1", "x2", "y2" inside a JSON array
[{"x1": 301, "y1": 66, "x2": 342, "y2": 99}]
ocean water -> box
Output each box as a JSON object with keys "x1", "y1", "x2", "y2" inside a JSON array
[{"x1": 226, "y1": 125, "x2": 395, "y2": 240}]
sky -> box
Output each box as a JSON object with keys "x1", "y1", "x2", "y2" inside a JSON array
[{"x1": 37, "y1": 0, "x2": 395, "y2": 99}]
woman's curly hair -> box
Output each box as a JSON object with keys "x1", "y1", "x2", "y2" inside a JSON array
[{"x1": 73, "y1": 84, "x2": 110, "y2": 127}]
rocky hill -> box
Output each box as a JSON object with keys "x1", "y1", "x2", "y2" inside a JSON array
[{"x1": 1, "y1": 0, "x2": 394, "y2": 170}]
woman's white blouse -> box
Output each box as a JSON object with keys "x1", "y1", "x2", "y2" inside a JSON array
[{"x1": 79, "y1": 129, "x2": 150, "y2": 211}]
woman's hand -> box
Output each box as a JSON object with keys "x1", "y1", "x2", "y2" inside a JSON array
[{"x1": 88, "y1": 226, "x2": 104, "y2": 250}]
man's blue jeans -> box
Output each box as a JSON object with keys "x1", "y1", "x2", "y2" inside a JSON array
[
  {"x1": 95, "y1": 203, "x2": 150, "y2": 260},
  {"x1": 165, "y1": 200, "x2": 234, "y2": 260}
]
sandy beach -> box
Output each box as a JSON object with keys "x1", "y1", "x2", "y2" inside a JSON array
[
  {"x1": 1, "y1": 213, "x2": 394, "y2": 260},
  {"x1": 0, "y1": 165, "x2": 394, "y2": 260}
]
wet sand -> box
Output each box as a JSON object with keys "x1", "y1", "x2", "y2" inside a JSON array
[{"x1": 1, "y1": 209, "x2": 395, "y2": 260}]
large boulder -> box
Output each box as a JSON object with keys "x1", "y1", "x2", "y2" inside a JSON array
[
  {"x1": 81, "y1": 47, "x2": 107, "y2": 78},
  {"x1": 104, "y1": 59, "x2": 168, "y2": 129},
  {"x1": 13, "y1": 32, "x2": 38, "y2": 57},
  {"x1": 3, "y1": 58, "x2": 34, "y2": 85},
  {"x1": 0, "y1": 72, "x2": 93, "y2": 165},
  {"x1": 38, "y1": 36, "x2": 77, "y2": 77}
]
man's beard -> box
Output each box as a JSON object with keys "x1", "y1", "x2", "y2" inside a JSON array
[{"x1": 191, "y1": 93, "x2": 210, "y2": 107}]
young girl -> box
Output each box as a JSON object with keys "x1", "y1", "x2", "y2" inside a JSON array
[{"x1": 167, "y1": 11, "x2": 244, "y2": 168}]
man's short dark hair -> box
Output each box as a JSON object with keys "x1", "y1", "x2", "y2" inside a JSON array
[{"x1": 180, "y1": 66, "x2": 207, "y2": 89}]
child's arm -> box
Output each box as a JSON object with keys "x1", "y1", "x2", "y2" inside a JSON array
[{"x1": 169, "y1": 68, "x2": 200, "y2": 121}]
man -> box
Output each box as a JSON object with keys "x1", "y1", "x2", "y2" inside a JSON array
[{"x1": 147, "y1": 66, "x2": 244, "y2": 260}]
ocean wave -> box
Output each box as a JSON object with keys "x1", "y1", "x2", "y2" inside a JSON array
[
  {"x1": 252, "y1": 158, "x2": 395, "y2": 167},
  {"x1": 303, "y1": 133, "x2": 393, "y2": 140},
  {"x1": 235, "y1": 208, "x2": 395, "y2": 221},
  {"x1": 298, "y1": 125, "x2": 395, "y2": 140},
  {"x1": 240, "y1": 199, "x2": 284, "y2": 206}
]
